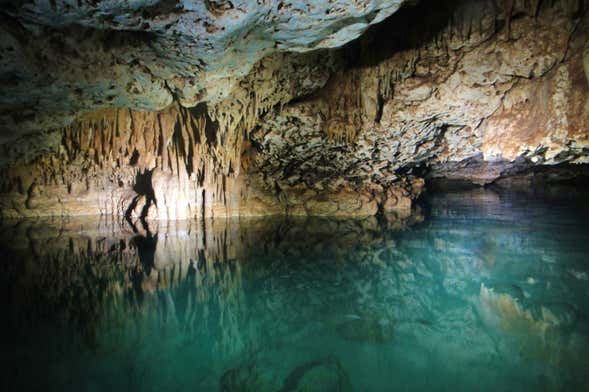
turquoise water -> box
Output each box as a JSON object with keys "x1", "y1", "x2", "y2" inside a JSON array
[{"x1": 1, "y1": 187, "x2": 589, "y2": 391}]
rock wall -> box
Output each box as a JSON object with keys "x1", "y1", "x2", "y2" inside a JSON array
[
  {"x1": 254, "y1": 0, "x2": 589, "y2": 187},
  {"x1": 0, "y1": 105, "x2": 269, "y2": 219},
  {"x1": 0, "y1": 51, "x2": 420, "y2": 219}
]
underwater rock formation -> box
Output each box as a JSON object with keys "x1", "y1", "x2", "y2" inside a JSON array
[
  {"x1": 0, "y1": 0, "x2": 587, "y2": 218},
  {"x1": 479, "y1": 283, "x2": 584, "y2": 368},
  {"x1": 219, "y1": 356, "x2": 352, "y2": 392}
]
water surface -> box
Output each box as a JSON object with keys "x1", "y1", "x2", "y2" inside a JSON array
[{"x1": 1, "y1": 187, "x2": 589, "y2": 391}]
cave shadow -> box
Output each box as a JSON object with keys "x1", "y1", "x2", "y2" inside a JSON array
[
  {"x1": 123, "y1": 168, "x2": 159, "y2": 282},
  {"x1": 129, "y1": 230, "x2": 158, "y2": 277},
  {"x1": 126, "y1": 215, "x2": 159, "y2": 304},
  {"x1": 187, "y1": 102, "x2": 220, "y2": 147},
  {"x1": 133, "y1": 169, "x2": 156, "y2": 202},
  {"x1": 125, "y1": 169, "x2": 157, "y2": 221},
  {"x1": 343, "y1": 0, "x2": 505, "y2": 68}
]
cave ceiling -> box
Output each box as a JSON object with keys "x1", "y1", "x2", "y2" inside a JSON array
[
  {"x1": 0, "y1": 0, "x2": 588, "y2": 219},
  {"x1": 0, "y1": 0, "x2": 408, "y2": 137}
]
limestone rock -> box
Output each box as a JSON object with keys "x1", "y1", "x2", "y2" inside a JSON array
[
  {"x1": 0, "y1": 0, "x2": 587, "y2": 219},
  {"x1": 256, "y1": 0, "x2": 589, "y2": 186}
]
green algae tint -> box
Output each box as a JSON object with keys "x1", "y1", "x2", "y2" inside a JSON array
[{"x1": 1, "y1": 187, "x2": 589, "y2": 391}]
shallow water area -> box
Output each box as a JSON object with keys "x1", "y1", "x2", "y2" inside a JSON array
[{"x1": 1, "y1": 187, "x2": 589, "y2": 391}]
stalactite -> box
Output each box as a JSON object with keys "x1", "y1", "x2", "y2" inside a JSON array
[
  {"x1": 318, "y1": 69, "x2": 364, "y2": 143},
  {"x1": 375, "y1": 51, "x2": 419, "y2": 102},
  {"x1": 0, "y1": 99, "x2": 266, "y2": 219}
]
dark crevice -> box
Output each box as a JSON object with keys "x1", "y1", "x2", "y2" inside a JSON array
[{"x1": 188, "y1": 103, "x2": 220, "y2": 147}]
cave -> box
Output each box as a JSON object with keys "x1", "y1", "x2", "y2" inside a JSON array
[{"x1": 1, "y1": 0, "x2": 588, "y2": 390}]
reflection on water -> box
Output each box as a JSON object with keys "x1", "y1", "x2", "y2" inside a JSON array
[{"x1": 1, "y1": 188, "x2": 588, "y2": 391}]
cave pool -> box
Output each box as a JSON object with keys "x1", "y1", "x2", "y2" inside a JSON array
[{"x1": 1, "y1": 186, "x2": 588, "y2": 391}]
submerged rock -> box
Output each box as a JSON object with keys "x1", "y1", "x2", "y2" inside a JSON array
[
  {"x1": 219, "y1": 363, "x2": 276, "y2": 392},
  {"x1": 219, "y1": 357, "x2": 352, "y2": 392},
  {"x1": 280, "y1": 357, "x2": 352, "y2": 392}
]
